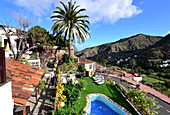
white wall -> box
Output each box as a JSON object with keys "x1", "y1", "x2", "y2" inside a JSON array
[
  {"x1": 0, "y1": 81, "x2": 14, "y2": 115},
  {"x1": 27, "y1": 59, "x2": 41, "y2": 68},
  {"x1": 0, "y1": 27, "x2": 18, "y2": 55},
  {"x1": 85, "y1": 62, "x2": 96, "y2": 76},
  {"x1": 132, "y1": 77, "x2": 142, "y2": 82}
]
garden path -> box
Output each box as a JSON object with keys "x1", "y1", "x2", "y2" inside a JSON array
[{"x1": 26, "y1": 73, "x2": 56, "y2": 115}]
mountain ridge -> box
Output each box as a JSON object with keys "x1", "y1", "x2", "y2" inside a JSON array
[{"x1": 76, "y1": 34, "x2": 169, "y2": 61}]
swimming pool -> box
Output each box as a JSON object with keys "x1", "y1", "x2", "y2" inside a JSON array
[
  {"x1": 85, "y1": 94, "x2": 127, "y2": 115},
  {"x1": 90, "y1": 100, "x2": 119, "y2": 115}
]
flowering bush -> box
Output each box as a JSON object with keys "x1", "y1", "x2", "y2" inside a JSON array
[
  {"x1": 116, "y1": 83, "x2": 159, "y2": 115},
  {"x1": 54, "y1": 79, "x2": 84, "y2": 115}
]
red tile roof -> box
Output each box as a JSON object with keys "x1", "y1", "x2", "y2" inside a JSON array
[
  {"x1": 51, "y1": 52, "x2": 79, "y2": 60},
  {"x1": 79, "y1": 58, "x2": 95, "y2": 64},
  {"x1": 5, "y1": 58, "x2": 44, "y2": 105}
]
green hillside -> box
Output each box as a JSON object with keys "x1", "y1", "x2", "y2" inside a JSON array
[
  {"x1": 76, "y1": 34, "x2": 165, "y2": 61},
  {"x1": 138, "y1": 34, "x2": 170, "y2": 59}
]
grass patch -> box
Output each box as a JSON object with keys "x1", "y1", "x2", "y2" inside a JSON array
[
  {"x1": 142, "y1": 77, "x2": 170, "y2": 97},
  {"x1": 143, "y1": 76, "x2": 165, "y2": 84},
  {"x1": 76, "y1": 77, "x2": 138, "y2": 115}
]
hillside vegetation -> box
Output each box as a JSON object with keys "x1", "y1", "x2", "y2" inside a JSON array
[
  {"x1": 76, "y1": 34, "x2": 166, "y2": 61},
  {"x1": 137, "y1": 34, "x2": 170, "y2": 59}
]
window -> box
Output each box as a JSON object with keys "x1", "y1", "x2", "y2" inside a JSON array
[{"x1": 89, "y1": 65, "x2": 92, "y2": 69}]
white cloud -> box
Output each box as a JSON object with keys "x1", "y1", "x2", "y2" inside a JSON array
[
  {"x1": 62, "y1": 0, "x2": 142, "y2": 24},
  {"x1": 12, "y1": 0, "x2": 56, "y2": 16},
  {"x1": 11, "y1": 0, "x2": 142, "y2": 24},
  {"x1": 167, "y1": 31, "x2": 170, "y2": 34}
]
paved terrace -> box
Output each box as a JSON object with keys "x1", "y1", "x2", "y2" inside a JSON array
[
  {"x1": 27, "y1": 74, "x2": 55, "y2": 115},
  {"x1": 101, "y1": 73, "x2": 170, "y2": 104}
]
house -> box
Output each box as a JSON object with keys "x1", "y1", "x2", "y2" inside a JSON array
[
  {"x1": 0, "y1": 47, "x2": 44, "y2": 115},
  {"x1": 148, "y1": 59, "x2": 159, "y2": 62},
  {"x1": 126, "y1": 73, "x2": 142, "y2": 82},
  {"x1": 27, "y1": 59, "x2": 41, "y2": 68},
  {"x1": 162, "y1": 60, "x2": 170, "y2": 63},
  {"x1": 160, "y1": 64, "x2": 169, "y2": 67},
  {"x1": 0, "y1": 25, "x2": 19, "y2": 58},
  {"x1": 79, "y1": 58, "x2": 96, "y2": 77},
  {"x1": 132, "y1": 76, "x2": 142, "y2": 82},
  {"x1": 51, "y1": 45, "x2": 79, "y2": 64}
]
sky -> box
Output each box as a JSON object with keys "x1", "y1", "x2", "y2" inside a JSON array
[{"x1": 0, "y1": 0, "x2": 170, "y2": 51}]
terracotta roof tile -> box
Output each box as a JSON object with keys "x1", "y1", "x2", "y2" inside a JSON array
[
  {"x1": 5, "y1": 58, "x2": 44, "y2": 104},
  {"x1": 79, "y1": 58, "x2": 95, "y2": 64}
]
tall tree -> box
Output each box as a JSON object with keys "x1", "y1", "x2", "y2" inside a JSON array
[
  {"x1": 102, "y1": 59, "x2": 107, "y2": 67},
  {"x1": 130, "y1": 59, "x2": 136, "y2": 70},
  {"x1": 28, "y1": 26, "x2": 55, "y2": 69},
  {"x1": 0, "y1": 18, "x2": 35, "y2": 61},
  {"x1": 51, "y1": 0, "x2": 90, "y2": 59},
  {"x1": 28, "y1": 26, "x2": 69, "y2": 69}
]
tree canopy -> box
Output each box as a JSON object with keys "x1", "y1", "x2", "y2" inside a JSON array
[{"x1": 51, "y1": 0, "x2": 90, "y2": 59}]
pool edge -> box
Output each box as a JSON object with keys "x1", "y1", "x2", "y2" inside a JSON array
[{"x1": 84, "y1": 93, "x2": 132, "y2": 115}]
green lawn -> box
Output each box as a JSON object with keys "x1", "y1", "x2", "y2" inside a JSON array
[
  {"x1": 142, "y1": 76, "x2": 170, "y2": 97},
  {"x1": 143, "y1": 76, "x2": 165, "y2": 84},
  {"x1": 76, "y1": 77, "x2": 138, "y2": 115}
]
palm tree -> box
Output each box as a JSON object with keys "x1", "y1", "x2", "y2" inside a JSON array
[
  {"x1": 51, "y1": 0, "x2": 90, "y2": 59},
  {"x1": 130, "y1": 59, "x2": 136, "y2": 70}
]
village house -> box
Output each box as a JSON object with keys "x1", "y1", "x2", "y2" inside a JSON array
[
  {"x1": 79, "y1": 58, "x2": 96, "y2": 77},
  {"x1": 50, "y1": 45, "x2": 79, "y2": 64},
  {"x1": 0, "y1": 25, "x2": 19, "y2": 58}
]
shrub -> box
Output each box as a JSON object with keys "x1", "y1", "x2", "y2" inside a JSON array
[
  {"x1": 109, "y1": 79, "x2": 113, "y2": 85},
  {"x1": 78, "y1": 64, "x2": 85, "y2": 72},
  {"x1": 39, "y1": 79, "x2": 46, "y2": 90},
  {"x1": 146, "y1": 69, "x2": 154, "y2": 75},
  {"x1": 62, "y1": 54, "x2": 69, "y2": 63},
  {"x1": 47, "y1": 61, "x2": 55, "y2": 68},
  {"x1": 165, "y1": 81, "x2": 170, "y2": 88},
  {"x1": 71, "y1": 56, "x2": 75, "y2": 63},
  {"x1": 79, "y1": 80, "x2": 87, "y2": 90},
  {"x1": 157, "y1": 73, "x2": 164, "y2": 77},
  {"x1": 54, "y1": 80, "x2": 83, "y2": 115},
  {"x1": 0, "y1": 41, "x2": 2, "y2": 47},
  {"x1": 163, "y1": 73, "x2": 170, "y2": 79},
  {"x1": 19, "y1": 59, "x2": 29, "y2": 65},
  {"x1": 70, "y1": 71, "x2": 74, "y2": 74},
  {"x1": 92, "y1": 73, "x2": 96, "y2": 77}
]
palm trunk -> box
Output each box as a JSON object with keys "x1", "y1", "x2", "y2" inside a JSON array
[{"x1": 69, "y1": 31, "x2": 72, "y2": 59}]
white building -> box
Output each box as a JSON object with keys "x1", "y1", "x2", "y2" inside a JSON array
[
  {"x1": 0, "y1": 81, "x2": 14, "y2": 115},
  {"x1": 160, "y1": 64, "x2": 169, "y2": 67},
  {"x1": 132, "y1": 76, "x2": 142, "y2": 82},
  {"x1": 0, "y1": 26, "x2": 18, "y2": 57},
  {"x1": 27, "y1": 59, "x2": 41, "y2": 68},
  {"x1": 79, "y1": 58, "x2": 96, "y2": 77}
]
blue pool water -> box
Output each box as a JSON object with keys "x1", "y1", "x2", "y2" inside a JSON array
[
  {"x1": 91, "y1": 100, "x2": 119, "y2": 115},
  {"x1": 88, "y1": 96, "x2": 126, "y2": 115}
]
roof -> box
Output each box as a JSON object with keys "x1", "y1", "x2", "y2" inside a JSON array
[
  {"x1": 51, "y1": 52, "x2": 79, "y2": 60},
  {"x1": 5, "y1": 58, "x2": 44, "y2": 105},
  {"x1": 96, "y1": 63, "x2": 103, "y2": 69},
  {"x1": 79, "y1": 58, "x2": 95, "y2": 64}
]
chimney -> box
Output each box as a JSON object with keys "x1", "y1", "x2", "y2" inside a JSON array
[{"x1": 0, "y1": 47, "x2": 6, "y2": 83}]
